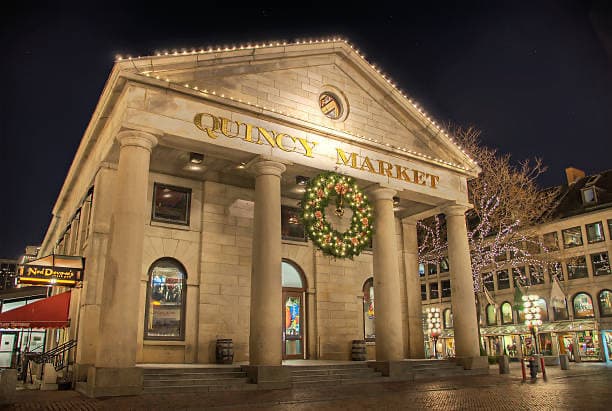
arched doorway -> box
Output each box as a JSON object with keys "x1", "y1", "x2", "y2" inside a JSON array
[{"x1": 282, "y1": 260, "x2": 307, "y2": 359}]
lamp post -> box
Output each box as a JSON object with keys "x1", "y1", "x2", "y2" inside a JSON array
[
  {"x1": 426, "y1": 307, "x2": 441, "y2": 359},
  {"x1": 522, "y1": 294, "x2": 542, "y2": 355}
]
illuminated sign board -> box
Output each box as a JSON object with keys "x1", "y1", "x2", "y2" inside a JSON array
[{"x1": 18, "y1": 254, "x2": 85, "y2": 287}]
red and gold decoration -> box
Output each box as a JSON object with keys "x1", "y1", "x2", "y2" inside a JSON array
[{"x1": 301, "y1": 172, "x2": 373, "y2": 258}]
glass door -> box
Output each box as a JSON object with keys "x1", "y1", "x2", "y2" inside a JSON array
[{"x1": 282, "y1": 291, "x2": 304, "y2": 359}]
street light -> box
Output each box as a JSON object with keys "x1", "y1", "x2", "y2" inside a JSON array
[
  {"x1": 522, "y1": 294, "x2": 542, "y2": 355},
  {"x1": 426, "y1": 307, "x2": 441, "y2": 358}
]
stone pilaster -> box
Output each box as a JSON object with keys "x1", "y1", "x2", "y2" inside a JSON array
[
  {"x1": 401, "y1": 218, "x2": 426, "y2": 359},
  {"x1": 370, "y1": 187, "x2": 404, "y2": 361},
  {"x1": 444, "y1": 204, "x2": 484, "y2": 367},
  {"x1": 249, "y1": 160, "x2": 286, "y2": 366}
]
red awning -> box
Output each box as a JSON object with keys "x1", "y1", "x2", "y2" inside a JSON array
[{"x1": 0, "y1": 291, "x2": 71, "y2": 329}]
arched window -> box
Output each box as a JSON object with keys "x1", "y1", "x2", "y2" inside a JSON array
[
  {"x1": 145, "y1": 258, "x2": 187, "y2": 340},
  {"x1": 500, "y1": 302, "x2": 513, "y2": 324},
  {"x1": 363, "y1": 278, "x2": 375, "y2": 341},
  {"x1": 282, "y1": 261, "x2": 305, "y2": 289},
  {"x1": 486, "y1": 304, "x2": 497, "y2": 326},
  {"x1": 282, "y1": 260, "x2": 307, "y2": 359},
  {"x1": 598, "y1": 289, "x2": 612, "y2": 317},
  {"x1": 573, "y1": 292, "x2": 594, "y2": 318},
  {"x1": 443, "y1": 308, "x2": 453, "y2": 329}
]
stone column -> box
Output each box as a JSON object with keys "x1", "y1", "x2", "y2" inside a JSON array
[
  {"x1": 371, "y1": 187, "x2": 404, "y2": 362},
  {"x1": 249, "y1": 161, "x2": 286, "y2": 366},
  {"x1": 444, "y1": 204, "x2": 483, "y2": 368},
  {"x1": 85, "y1": 129, "x2": 158, "y2": 397},
  {"x1": 401, "y1": 218, "x2": 425, "y2": 359}
]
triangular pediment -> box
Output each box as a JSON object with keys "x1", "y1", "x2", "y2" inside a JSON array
[{"x1": 115, "y1": 40, "x2": 479, "y2": 177}]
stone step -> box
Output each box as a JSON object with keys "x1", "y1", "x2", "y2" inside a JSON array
[
  {"x1": 144, "y1": 376, "x2": 250, "y2": 387},
  {"x1": 291, "y1": 372, "x2": 382, "y2": 383},
  {"x1": 142, "y1": 367, "x2": 243, "y2": 375},
  {"x1": 284, "y1": 363, "x2": 371, "y2": 371},
  {"x1": 142, "y1": 382, "x2": 258, "y2": 394},
  {"x1": 290, "y1": 367, "x2": 378, "y2": 376},
  {"x1": 144, "y1": 371, "x2": 247, "y2": 380}
]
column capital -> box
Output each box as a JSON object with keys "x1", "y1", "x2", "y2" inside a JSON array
[
  {"x1": 116, "y1": 129, "x2": 159, "y2": 153},
  {"x1": 369, "y1": 187, "x2": 397, "y2": 201},
  {"x1": 251, "y1": 160, "x2": 286, "y2": 177},
  {"x1": 442, "y1": 204, "x2": 471, "y2": 217}
]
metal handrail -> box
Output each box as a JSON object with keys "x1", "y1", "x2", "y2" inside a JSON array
[{"x1": 29, "y1": 339, "x2": 77, "y2": 371}]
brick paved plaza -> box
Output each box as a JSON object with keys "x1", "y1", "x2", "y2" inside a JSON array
[{"x1": 4, "y1": 363, "x2": 612, "y2": 410}]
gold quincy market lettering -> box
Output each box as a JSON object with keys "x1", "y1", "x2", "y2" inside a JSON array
[
  {"x1": 193, "y1": 112, "x2": 440, "y2": 189},
  {"x1": 336, "y1": 148, "x2": 440, "y2": 188},
  {"x1": 194, "y1": 113, "x2": 317, "y2": 158}
]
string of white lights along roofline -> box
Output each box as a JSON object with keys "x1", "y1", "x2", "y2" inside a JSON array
[{"x1": 114, "y1": 37, "x2": 478, "y2": 171}]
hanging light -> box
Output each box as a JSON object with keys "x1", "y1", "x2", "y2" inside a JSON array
[{"x1": 189, "y1": 152, "x2": 204, "y2": 164}]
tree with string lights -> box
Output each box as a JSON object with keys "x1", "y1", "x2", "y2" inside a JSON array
[{"x1": 417, "y1": 127, "x2": 560, "y2": 330}]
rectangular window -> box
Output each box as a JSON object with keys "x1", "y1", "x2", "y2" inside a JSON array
[
  {"x1": 525, "y1": 237, "x2": 541, "y2": 255},
  {"x1": 543, "y1": 232, "x2": 559, "y2": 252},
  {"x1": 418, "y1": 263, "x2": 425, "y2": 277},
  {"x1": 483, "y1": 273, "x2": 494, "y2": 291},
  {"x1": 429, "y1": 282, "x2": 439, "y2": 299},
  {"x1": 591, "y1": 252, "x2": 611, "y2": 276},
  {"x1": 421, "y1": 284, "x2": 427, "y2": 301},
  {"x1": 608, "y1": 220, "x2": 612, "y2": 240},
  {"x1": 152, "y1": 183, "x2": 191, "y2": 225},
  {"x1": 441, "y1": 280, "x2": 451, "y2": 298},
  {"x1": 548, "y1": 262, "x2": 564, "y2": 282},
  {"x1": 529, "y1": 265, "x2": 544, "y2": 285},
  {"x1": 513, "y1": 266, "x2": 527, "y2": 285},
  {"x1": 567, "y1": 256, "x2": 588, "y2": 280},
  {"x1": 281, "y1": 206, "x2": 306, "y2": 241},
  {"x1": 427, "y1": 263, "x2": 437, "y2": 275},
  {"x1": 586, "y1": 221, "x2": 605, "y2": 243},
  {"x1": 562, "y1": 226, "x2": 583, "y2": 248},
  {"x1": 497, "y1": 270, "x2": 510, "y2": 289}
]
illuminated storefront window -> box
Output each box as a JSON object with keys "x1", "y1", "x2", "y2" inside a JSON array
[
  {"x1": 573, "y1": 292, "x2": 594, "y2": 319},
  {"x1": 145, "y1": 258, "x2": 186, "y2": 340}
]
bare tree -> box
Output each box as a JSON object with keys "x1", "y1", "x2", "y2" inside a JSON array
[{"x1": 418, "y1": 126, "x2": 560, "y2": 316}]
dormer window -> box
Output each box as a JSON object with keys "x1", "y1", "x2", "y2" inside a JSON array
[{"x1": 581, "y1": 187, "x2": 597, "y2": 204}]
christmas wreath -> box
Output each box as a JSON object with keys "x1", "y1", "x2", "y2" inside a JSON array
[{"x1": 301, "y1": 172, "x2": 374, "y2": 258}]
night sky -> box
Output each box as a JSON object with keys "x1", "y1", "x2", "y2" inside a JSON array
[{"x1": 1, "y1": 2, "x2": 611, "y2": 259}]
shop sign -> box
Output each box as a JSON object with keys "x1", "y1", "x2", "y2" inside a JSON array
[
  {"x1": 17, "y1": 254, "x2": 84, "y2": 287},
  {"x1": 193, "y1": 112, "x2": 445, "y2": 191}
]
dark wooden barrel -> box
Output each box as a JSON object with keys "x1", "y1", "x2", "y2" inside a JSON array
[
  {"x1": 216, "y1": 338, "x2": 234, "y2": 364},
  {"x1": 351, "y1": 339, "x2": 367, "y2": 361}
]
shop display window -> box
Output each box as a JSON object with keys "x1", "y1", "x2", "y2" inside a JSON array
[
  {"x1": 562, "y1": 226, "x2": 583, "y2": 248},
  {"x1": 144, "y1": 258, "x2": 186, "y2": 340},
  {"x1": 576, "y1": 331, "x2": 600, "y2": 361},
  {"x1": 586, "y1": 221, "x2": 605, "y2": 243},
  {"x1": 501, "y1": 302, "x2": 513, "y2": 324},
  {"x1": 553, "y1": 300, "x2": 569, "y2": 321},
  {"x1": 443, "y1": 308, "x2": 453, "y2": 328},
  {"x1": 441, "y1": 280, "x2": 451, "y2": 298},
  {"x1": 486, "y1": 304, "x2": 497, "y2": 326},
  {"x1": 543, "y1": 231, "x2": 559, "y2": 251},
  {"x1": 363, "y1": 278, "x2": 375, "y2": 341},
  {"x1": 591, "y1": 252, "x2": 611, "y2": 276},
  {"x1": 539, "y1": 333, "x2": 553, "y2": 355},
  {"x1": 598, "y1": 289, "x2": 612, "y2": 317},
  {"x1": 567, "y1": 256, "x2": 588, "y2": 279},
  {"x1": 281, "y1": 206, "x2": 307, "y2": 241},
  {"x1": 152, "y1": 183, "x2": 191, "y2": 225},
  {"x1": 497, "y1": 270, "x2": 510, "y2": 290},
  {"x1": 573, "y1": 292, "x2": 594, "y2": 319}
]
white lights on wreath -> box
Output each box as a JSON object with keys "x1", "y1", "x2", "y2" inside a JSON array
[{"x1": 522, "y1": 294, "x2": 542, "y2": 327}]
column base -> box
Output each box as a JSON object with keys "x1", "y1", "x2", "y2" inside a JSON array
[
  {"x1": 241, "y1": 365, "x2": 290, "y2": 390},
  {"x1": 456, "y1": 355, "x2": 489, "y2": 370},
  {"x1": 76, "y1": 367, "x2": 143, "y2": 398},
  {"x1": 368, "y1": 361, "x2": 411, "y2": 378}
]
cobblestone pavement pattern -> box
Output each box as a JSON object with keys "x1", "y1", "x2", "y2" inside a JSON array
[{"x1": 4, "y1": 363, "x2": 612, "y2": 410}]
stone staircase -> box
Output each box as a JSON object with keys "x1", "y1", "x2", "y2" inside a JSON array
[
  {"x1": 142, "y1": 366, "x2": 255, "y2": 393},
  {"x1": 390, "y1": 359, "x2": 489, "y2": 381},
  {"x1": 287, "y1": 363, "x2": 385, "y2": 386}
]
